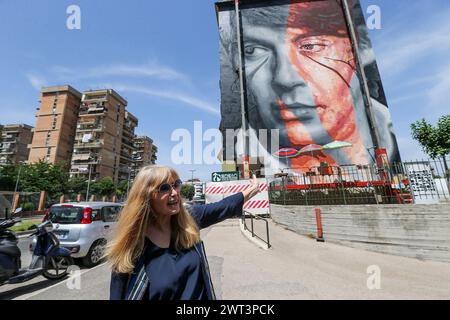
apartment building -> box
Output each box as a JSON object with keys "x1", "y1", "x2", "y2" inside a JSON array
[
  {"x1": 130, "y1": 136, "x2": 154, "y2": 180},
  {"x1": 118, "y1": 111, "x2": 138, "y2": 182},
  {"x1": 70, "y1": 89, "x2": 127, "y2": 183},
  {"x1": 0, "y1": 124, "x2": 34, "y2": 165},
  {"x1": 28, "y1": 85, "x2": 82, "y2": 164},
  {"x1": 151, "y1": 144, "x2": 158, "y2": 164}
]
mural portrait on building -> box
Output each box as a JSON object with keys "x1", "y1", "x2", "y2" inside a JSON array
[{"x1": 217, "y1": 0, "x2": 400, "y2": 176}]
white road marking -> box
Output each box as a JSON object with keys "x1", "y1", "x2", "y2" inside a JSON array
[{"x1": 13, "y1": 262, "x2": 108, "y2": 300}]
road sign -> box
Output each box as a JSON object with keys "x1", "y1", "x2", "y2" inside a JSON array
[{"x1": 212, "y1": 171, "x2": 240, "y2": 182}]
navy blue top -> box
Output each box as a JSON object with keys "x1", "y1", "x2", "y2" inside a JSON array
[
  {"x1": 142, "y1": 237, "x2": 207, "y2": 300},
  {"x1": 109, "y1": 192, "x2": 245, "y2": 300}
]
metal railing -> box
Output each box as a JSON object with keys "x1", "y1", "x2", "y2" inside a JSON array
[
  {"x1": 241, "y1": 210, "x2": 271, "y2": 249},
  {"x1": 269, "y1": 157, "x2": 449, "y2": 206}
]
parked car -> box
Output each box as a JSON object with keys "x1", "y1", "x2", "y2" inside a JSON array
[{"x1": 31, "y1": 202, "x2": 122, "y2": 267}]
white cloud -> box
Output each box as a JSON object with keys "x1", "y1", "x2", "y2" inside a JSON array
[
  {"x1": 427, "y1": 63, "x2": 450, "y2": 113},
  {"x1": 101, "y1": 83, "x2": 220, "y2": 116},
  {"x1": 376, "y1": 7, "x2": 450, "y2": 78},
  {"x1": 26, "y1": 73, "x2": 48, "y2": 90},
  {"x1": 388, "y1": 92, "x2": 424, "y2": 105},
  {"x1": 378, "y1": 33, "x2": 450, "y2": 77},
  {"x1": 50, "y1": 61, "x2": 189, "y2": 82}
]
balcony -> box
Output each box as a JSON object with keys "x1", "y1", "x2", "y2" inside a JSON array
[
  {"x1": 121, "y1": 139, "x2": 135, "y2": 150},
  {"x1": 120, "y1": 153, "x2": 133, "y2": 162},
  {"x1": 0, "y1": 145, "x2": 15, "y2": 153},
  {"x1": 122, "y1": 129, "x2": 135, "y2": 139},
  {"x1": 71, "y1": 153, "x2": 93, "y2": 161},
  {"x1": 79, "y1": 106, "x2": 106, "y2": 116},
  {"x1": 76, "y1": 123, "x2": 104, "y2": 132},
  {"x1": 82, "y1": 95, "x2": 107, "y2": 103},
  {"x1": 0, "y1": 150, "x2": 15, "y2": 155},
  {"x1": 74, "y1": 139, "x2": 104, "y2": 149},
  {"x1": 77, "y1": 119, "x2": 97, "y2": 126}
]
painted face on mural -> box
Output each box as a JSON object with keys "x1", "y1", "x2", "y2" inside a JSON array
[{"x1": 242, "y1": 1, "x2": 369, "y2": 166}]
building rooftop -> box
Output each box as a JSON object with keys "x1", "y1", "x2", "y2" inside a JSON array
[
  {"x1": 82, "y1": 88, "x2": 128, "y2": 106},
  {"x1": 41, "y1": 85, "x2": 82, "y2": 98},
  {"x1": 2, "y1": 124, "x2": 34, "y2": 130}
]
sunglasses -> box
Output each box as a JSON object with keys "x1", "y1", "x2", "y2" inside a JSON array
[{"x1": 158, "y1": 179, "x2": 183, "y2": 194}]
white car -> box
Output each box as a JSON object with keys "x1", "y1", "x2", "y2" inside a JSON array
[{"x1": 31, "y1": 202, "x2": 122, "y2": 267}]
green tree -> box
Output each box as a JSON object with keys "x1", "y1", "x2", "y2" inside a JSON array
[
  {"x1": 411, "y1": 115, "x2": 450, "y2": 178},
  {"x1": 67, "y1": 176, "x2": 87, "y2": 195},
  {"x1": 90, "y1": 177, "x2": 116, "y2": 198},
  {"x1": 0, "y1": 163, "x2": 18, "y2": 191},
  {"x1": 19, "y1": 160, "x2": 70, "y2": 197},
  {"x1": 115, "y1": 180, "x2": 129, "y2": 199},
  {"x1": 181, "y1": 184, "x2": 195, "y2": 201}
]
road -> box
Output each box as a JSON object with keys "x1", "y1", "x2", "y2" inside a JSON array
[
  {"x1": 0, "y1": 235, "x2": 110, "y2": 300},
  {"x1": 1, "y1": 219, "x2": 450, "y2": 300}
]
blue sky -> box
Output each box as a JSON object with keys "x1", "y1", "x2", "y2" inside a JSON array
[{"x1": 0, "y1": 0, "x2": 449, "y2": 181}]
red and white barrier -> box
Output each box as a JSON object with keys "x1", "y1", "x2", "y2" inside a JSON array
[{"x1": 205, "y1": 178, "x2": 270, "y2": 215}]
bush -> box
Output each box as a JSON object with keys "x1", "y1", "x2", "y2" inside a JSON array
[
  {"x1": 21, "y1": 202, "x2": 35, "y2": 212},
  {"x1": 181, "y1": 184, "x2": 195, "y2": 200}
]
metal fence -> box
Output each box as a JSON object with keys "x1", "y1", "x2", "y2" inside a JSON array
[
  {"x1": 269, "y1": 157, "x2": 450, "y2": 206},
  {"x1": 0, "y1": 191, "x2": 42, "y2": 218},
  {"x1": 241, "y1": 211, "x2": 271, "y2": 249}
]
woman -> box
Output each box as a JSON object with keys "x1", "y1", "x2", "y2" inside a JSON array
[{"x1": 107, "y1": 165, "x2": 261, "y2": 300}]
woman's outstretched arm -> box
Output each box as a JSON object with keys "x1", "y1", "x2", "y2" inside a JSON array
[
  {"x1": 189, "y1": 175, "x2": 261, "y2": 229},
  {"x1": 241, "y1": 175, "x2": 260, "y2": 202}
]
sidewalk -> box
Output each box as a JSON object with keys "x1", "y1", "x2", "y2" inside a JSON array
[{"x1": 202, "y1": 218, "x2": 450, "y2": 300}]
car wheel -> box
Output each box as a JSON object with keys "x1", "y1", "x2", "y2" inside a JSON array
[{"x1": 82, "y1": 239, "x2": 106, "y2": 268}]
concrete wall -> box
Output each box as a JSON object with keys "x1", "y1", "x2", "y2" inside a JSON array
[{"x1": 270, "y1": 204, "x2": 450, "y2": 263}]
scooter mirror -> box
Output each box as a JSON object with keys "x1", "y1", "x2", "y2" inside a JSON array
[{"x1": 14, "y1": 207, "x2": 22, "y2": 215}]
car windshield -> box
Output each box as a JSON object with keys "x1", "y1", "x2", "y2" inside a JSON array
[{"x1": 48, "y1": 206, "x2": 84, "y2": 224}]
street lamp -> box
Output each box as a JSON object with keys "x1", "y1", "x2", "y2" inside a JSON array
[
  {"x1": 126, "y1": 168, "x2": 132, "y2": 199},
  {"x1": 11, "y1": 161, "x2": 25, "y2": 219},
  {"x1": 13, "y1": 161, "x2": 25, "y2": 195},
  {"x1": 189, "y1": 170, "x2": 196, "y2": 185},
  {"x1": 86, "y1": 163, "x2": 92, "y2": 201}
]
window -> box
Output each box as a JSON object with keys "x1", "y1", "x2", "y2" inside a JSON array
[
  {"x1": 48, "y1": 206, "x2": 83, "y2": 224},
  {"x1": 102, "y1": 206, "x2": 121, "y2": 222},
  {"x1": 91, "y1": 209, "x2": 102, "y2": 221}
]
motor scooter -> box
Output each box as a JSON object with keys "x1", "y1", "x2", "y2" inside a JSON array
[{"x1": 0, "y1": 208, "x2": 74, "y2": 285}]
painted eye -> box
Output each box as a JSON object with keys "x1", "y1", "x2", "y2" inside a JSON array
[
  {"x1": 299, "y1": 43, "x2": 325, "y2": 53},
  {"x1": 244, "y1": 46, "x2": 269, "y2": 60},
  {"x1": 298, "y1": 40, "x2": 330, "y2": 54},
  {"x1": 244, "y1": 46, "x2": 256, "y2": 55}
]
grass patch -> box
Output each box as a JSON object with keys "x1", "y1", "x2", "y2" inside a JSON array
[{"x1": 8, "y1": 219, "x2": 42, "y2": 232}]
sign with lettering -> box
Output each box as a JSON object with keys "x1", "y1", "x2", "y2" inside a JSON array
[
  {"x1": 211, "y1": 171, "x2": 240, "y2": 182},
  {"x1": 405, "y1": 162, "x2": 439, "y2": 204}
]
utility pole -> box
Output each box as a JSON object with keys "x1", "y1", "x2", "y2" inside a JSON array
[
  {"x1": 12, "y1": 161, "x2": 25, "y2": 218},
  {"x1": 341, "y1": 0, "x2": 381, "y2": 150},
  {"x1": 126, "y1": 168, "x2": 132, "y2": 199},
  {"x1": 13, "y1": 162, "x2": 24, "y2": 196},
  {"x1": 86, "y1": 163, "x2": 92, "y2": 201},
  {"x1": 234, "y1": 0, "x2": 250, "y2": 179}
]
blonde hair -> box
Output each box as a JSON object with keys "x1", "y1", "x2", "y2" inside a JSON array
[{"x1": 106, "y1": 165, "x2": 200, "y2": 274}]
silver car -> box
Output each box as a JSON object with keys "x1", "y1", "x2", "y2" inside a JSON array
[{"x1": 31, "y1": 202, "x2": 122, "y2": 267}]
